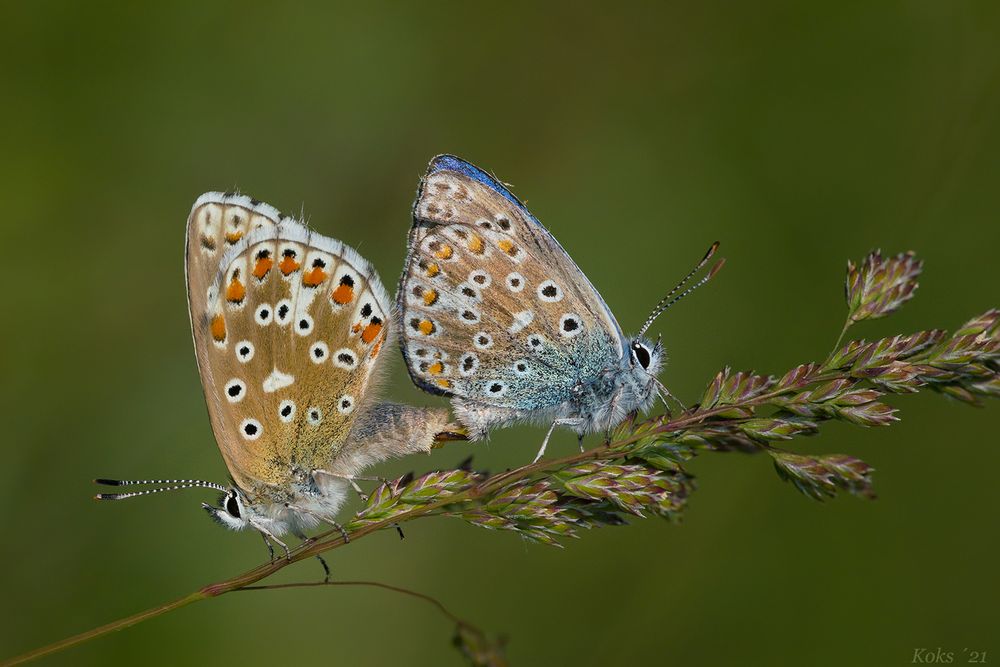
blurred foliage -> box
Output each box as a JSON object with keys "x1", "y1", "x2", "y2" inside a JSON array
[{"x1": 1, "y1": 2, "x2": 999, "y2": 666}]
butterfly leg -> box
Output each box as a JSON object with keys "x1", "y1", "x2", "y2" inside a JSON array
[
  {"x1": 292, "y1": 529, "x2": 331, "y2": 582},
  {"x1": 433, "y1": 427, "x2": 470, "y2": 448},
  {"x1": 315, "y1": 470, "x2": 391, "y2": 498},
  {"x1": 346, "y1": 478, "x2": 367, "y2": 501},
  {"x1": 578, "y1": 434, "x2": 585, "y2": 453},
  {"x1": 312, "y1": 471, "x2": 406, "y2": 537},
  {"x1": 255, "y1": 525, "x2": 291, "y2": 561},
  {"x1": 314, "y1": 555, "x2": 331, "y2": 582},
  {"x1": 259, "y1": 532, "x2": 275, "y2": 561},
  {"x1": 286, "y1": 504, "x2": 351, "y2": 544},
  {"x1": 654, "y1": 378, "x2": 686, "y2": 414},
  {"x1": 532, "y1": 418, "x2": 577, "y2": 463}
]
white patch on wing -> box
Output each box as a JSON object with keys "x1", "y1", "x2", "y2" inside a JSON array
[
  {"x1": 263, "y1": 369, "x2": 295, "y2": 393},
  {"x1": 509, "y1": 310, "x2": 534, "y2": 333}
]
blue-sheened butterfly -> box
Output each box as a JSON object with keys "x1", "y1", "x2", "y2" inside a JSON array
[
  {"x1": 97, "y1": 193, "x2": 462, "y2": 561},
  {"x1": 398, "y1": 155, "x2": 723, "y2": 461}
]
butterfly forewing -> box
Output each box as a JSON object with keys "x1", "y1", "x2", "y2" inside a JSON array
[
  {"x1": 187, "y1": 194, "x2": 389, "y2": 497},
  {"x1": 399, "y1": 156, "x2": 625, "y2": 413}
]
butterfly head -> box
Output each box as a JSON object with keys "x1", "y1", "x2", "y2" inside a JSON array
[
  {"x1": 615, "y1": 335, "x2": 665, "y2": 416},
  {"x1": 202, "y1": 487, "x2": 250, "y2": 531}
]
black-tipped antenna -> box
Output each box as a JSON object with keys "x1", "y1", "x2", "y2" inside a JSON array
[
  {"x1": 637, "y1": 242, "x2": 724, "y2": 338},
  {"x1": 94, "y1": 478, "x2": 227, "y2": 501}
]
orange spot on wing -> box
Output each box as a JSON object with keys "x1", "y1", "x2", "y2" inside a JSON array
[
  {"x1": 225, "y1": 230, "x2": 243, "y2": 244},
  {"x1": 468, "y1": 234, "x2": 484, "y2": 254},
  {"x1": 352, "y1": 323, "x2": 362, "y2": 334},
  {"x1": 279, "y1": 256, "x2": 300, "y2": 275},
  {"x1": 370, "y1": 339, "x2": 383, "y2": 358},
  {"x1": 434, "y1": 244, "x2": 453, "y2": 260},
  {"x1": 252, "y1": 257, "x2": 273, "y2": 279},
  {"x1": 331, "y1": 284, "x2": 354, "y2": 305},
  {"x1": 417, "y1": 319, "x2": 435, "y2": 336},
  {"x1": 422, "y1": 289, "x2": 438, "y2": 306},
  {"x1": 425, "y1": 263, "x2": 440, "y2": 277},
  {"x1": 498, "y1": 239, "x2": 515, "y2": 254},
  {"x1": 361, "y1": 321, "x2": 383, "y2": 344},
  {"x1": 226, "y1": 278, "x2": 245, "y2": 303},
  {"x1": 303, "y1": 267, "x2": 327, "y2": 287},
  {"x1": 436, "y1": 379, "x2": 452, "y2": 389},
  {"x1": 428, "y1": 361, "x2": 444, "y2": 375},
  {"x1": 210, "y1": 315, "x2": 226, "y2": 341}
]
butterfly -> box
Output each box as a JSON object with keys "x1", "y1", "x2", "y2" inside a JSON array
[
  {"x1": 97, "y1": 192, "x2": 461, "y2": 559},
  {"x1": 398, "y1": 155, "x2": 722, "y2": 461}
]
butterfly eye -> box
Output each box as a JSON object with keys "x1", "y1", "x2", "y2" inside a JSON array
[
  {"x1": 225, "y1": 493, "x2": 240, "y2": 518},
  {"x1": 631, "y1": 342, "x2": 652, "y2": 370}
]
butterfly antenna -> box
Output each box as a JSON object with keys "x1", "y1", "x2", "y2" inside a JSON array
[
  {"x1": 637, "y1": 242, "x2": 725, "y2": 338},
  {"x1": 94, "y1": 478, "x2": 227, "y2": 501}
]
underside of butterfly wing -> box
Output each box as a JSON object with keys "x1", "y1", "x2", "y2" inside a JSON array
[
  {"x1": 186, "y1": 194, "x2": 390, "y2": 501},
  {"x1": 398, "y1": 156, "x2": 626, "y2": 425}
]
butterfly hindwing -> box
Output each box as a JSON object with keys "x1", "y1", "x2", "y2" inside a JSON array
[
  {"x1": 187, "y1": 194, "x2": 390, "y2": 497},
  {"x1": 399, "y1": 156, "x2": 625, "y2": 415}
]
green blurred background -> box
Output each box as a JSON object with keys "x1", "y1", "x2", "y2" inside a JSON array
[{"x1": 2, "y1": 2, "x2": 997, "y2": 665}]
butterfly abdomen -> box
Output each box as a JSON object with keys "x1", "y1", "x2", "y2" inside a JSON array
[{"x1": 324, "y1": 402, "x2": 458, "y2": 473}]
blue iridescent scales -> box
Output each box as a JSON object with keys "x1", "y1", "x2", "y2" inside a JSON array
[{"x1": 398, "y1": 155, "x2": 670, "y2": 456}]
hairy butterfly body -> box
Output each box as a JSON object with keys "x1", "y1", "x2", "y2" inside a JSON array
[
  {"x1": 398, "y1": 155, "x2": 721, "y2": 460},
  {"x1": 98, "y1": 193, "x2": 459, "y2": 557}
]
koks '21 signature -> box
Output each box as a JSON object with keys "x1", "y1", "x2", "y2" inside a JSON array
[{"x1": 913, "y1": 648, "x2": 988, "y2": 664}]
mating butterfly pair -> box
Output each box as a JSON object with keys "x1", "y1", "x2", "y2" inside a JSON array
[{"x1": 96, "y1": 155, "x2": 722, "y2": 557}]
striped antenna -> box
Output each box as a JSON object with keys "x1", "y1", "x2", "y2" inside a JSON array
[
  {"x1": 636, "y1": 242, "x2": 724, "y2": 338},
  {"x1": 94, "y1": 478, "x2": 227, "y2": 501}
]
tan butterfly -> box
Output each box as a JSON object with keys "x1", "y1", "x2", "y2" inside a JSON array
[{"x1": 97, "y1": 193, "x2": 461, "y2": 557}]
